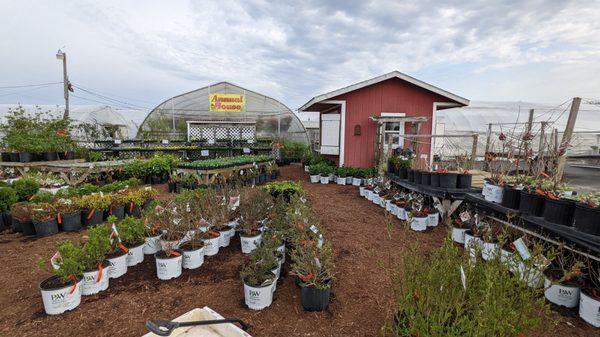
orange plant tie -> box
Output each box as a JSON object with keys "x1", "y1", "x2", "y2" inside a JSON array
[
  {"x1": 119, "y1": 243, "x2": 129, "y2": 253},
  {"x1": 129, "y1": 202, "x2": 134, "y2": 213},
  {"x1": 167, "y1": 250, "x2": 181, "y2": 256},
  {"x1": 96, "y1": 263, "x2": 103, "y2": 283},
  {"x1": 69, "y1": 274, "x2": 78, "y2": 294},
  {"x1": 86, "y1": 208, "x2": 95, "y2": 220},
  {"x1": 57, "y1": 213, "x2": 62, "y2": 224}
]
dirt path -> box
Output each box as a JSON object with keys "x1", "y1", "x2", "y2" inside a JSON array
[{"x1": 0, "y1": 165, "x2": 595, "y2": 336}]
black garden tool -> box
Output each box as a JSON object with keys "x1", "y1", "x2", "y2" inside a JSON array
[{"x1": 145, "y1": 318, "x2": 250, "y2": 336}]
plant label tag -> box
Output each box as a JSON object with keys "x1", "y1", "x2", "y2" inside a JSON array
[
  {"x1": 460, "y1": 211, "x2": 471, "y2": 223},
  {"x1": 243, "y1": 147, "x2": 251, "y2": 154},
  {"x1": 460, "y1": 265, "x2": 466, "y2": 290},
  {"x1": 145, "y1": 186, "x2": 152, "y2": 191},
  {"x1": 161, "y1": 139, "x2": 169, "y2": 144},
  {"x1": 176, "y1": 169, "x2": 184, "y2": 174},
  {"x1": 247, "y1": 139, "x2": 254, "y2": 144},
  {"x1": 513, "y1": 238, "x2": 531, "y2": 260},
  {"x1": 114, "y1": 139, "x2": 122, "y2": 144},
  {"x1": 208, "y1": 139, "x2": 215, "y2": 144},
  {"x1": 201, "y1": 150, "x2": 209, "y2": 156},
  {"x1": 300, "y1": 196, "x2": 307, "y2": 204},
  {"x1": 309, "y1": 225, "x2": 318, "y2": 234}
]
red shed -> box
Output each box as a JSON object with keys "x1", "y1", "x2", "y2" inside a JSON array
[{"x1": 299, "y1": 71, "x2": 469, "y2": 168}]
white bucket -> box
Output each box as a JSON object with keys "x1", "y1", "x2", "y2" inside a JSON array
[
  {"x1": 366, "y1": 190, "x2": 373, "y2": 201},
  {"x1": 372, "y1": 194, "x2": 381, "y2": 205},
  {"x1": 329, "y1": 174, "x2": 335, "y2": 182},
  {"x1": 485, "y1": 184, "x2": 504, "y2": 203},
  {"x1": 155, "y1": 253, "x2": 183, "y2": 280},
  {"x1": 410, "y1": 216, "x2": 428, "y2": 231},
  {"x1": 203, "y1": 235, "x2": 221, "y2": 256},
  {"x1": 482, "y1": 181, "x2": 489, "y2": 197},
  {"x1": 346, "y1": 176, "x2": 353, "y2": 184},
  {"x1": 320, "y1": 176, "x2": 329, "y2": 184},
  {"x1": 40, "y1": 277, "x2": 82, "y2": 315},
  {"x1": 579, "y1": 291, "x2": 600, "y2": 327},
  {"x1": 385, "y1": 200, "x2": 392, "y2": 211},
  {"x1": 182, "y1": 246, "x2": 205, "y2": 270},
  {"x1": 389, "y1": 203, "x2": 398, "y2": 216},
  {"x1": 107, "y1": 252, "x2": 128, "y2": 279},
  {"x1": 309, "y1": 175, "x2": 319, "y2": 183},
  {"x1": 126, "y1": 244, "x2": 144, "y2": 267},
  {"x1": 336, "y1": 177, "x2": 346, "y2": 185},
  {"x1": 218, "y1": 228, "x2": 235, "y2": 247},
  {"x1": 304, "y1": 165, "x2": 310, "y2": 172},
  {"x1": 143, "y1": 234, "x2": 161, "y2": 255},
  {"x1": 81, "y1": 264, "x2": 109, "y2": 296},
  {"x1": 352, "y1": 177, "x2": 362, "y2": 186},
  {"x1": 240, "y1": 233, "x2": 262, "y2": 254},
  {"x1": 427, "y1": 212, "x2": 439, "y2": 227},
  {"x1": 451, "y1": 227, "x2": 468, "y2": 244},
  {"x1": 543, "y1": 277, "x2": 580, "y2": 308},
  {"x1": 517, "y1": 262, "x2": 544, "y2": 288},
  {"x1": 481, "y1": 241, "x2": 499, "y2": 261},
  {"x1": 397, "y1": 207, "x2": 407, "y2": 221},
  {"x1": 359, "y1": 186, "x2": 366, "y2": 196},
  {"x1": 244, "y1": 280, "x2": 275, "y2": 310}
]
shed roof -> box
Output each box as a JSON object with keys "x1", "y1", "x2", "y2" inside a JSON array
[{"x1": 299, "y1": 70, "x2": 470, "y2": 111}]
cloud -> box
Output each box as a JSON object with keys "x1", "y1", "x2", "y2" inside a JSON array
[{"x1": 0, "y1": 0, "x2": 599, "y2": 110}]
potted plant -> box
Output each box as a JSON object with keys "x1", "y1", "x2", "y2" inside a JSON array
[
  {"x1": 0, "y1": 186, "x2": 18, "y2": 231},
  {"x1": 105, "y1": 216, "x2": 129, "y2": 279},
  {"x1": 451, "y1": 217, "x2": 471, "y2": 244},
  {"x1": 519, "y1": 177, "x2": 546, "y2": 216},
  {"x1": 53, "y1": 198, "x2": 82, "y2": 231},
  {"x1": 106, "y1": 192, "x2": 126, "y2": 220},
  {"x1": 308, "y1": 163, "x2": 321, "y2": 183},
  {"x1": 543, "y1": 252, "x2": 584, "y2": 308},
  {"x1": 238, "y1": 189, "x2": 272, "y2": 254},
  {"x1": 38, "y1": 240, "x2": 84, "y2": 315},
  {"x1": 80, "y1": 224, "x2": 111, "y2": 295},
  {"x1": 319, "y1": 164, "x2": 333, "y2": 184},
  {"x1": 351, "y1": 167, "x2": 362, "y2": 186},
  {"x1": 573, "y1": 192, "x2": 600, "y2": 235},
  {"x1": 75, "y1": 194, "x2": 111, "y2": 227},
  {"x1": 124, "y1": 190, "x2": 144, "y2": 217},
  {"x1": 240, "y1": 245, "x2": 277, "y2": 310},
  {"x1": 155, "y1": 246, "x2": 183, "y2": 281},
  {"x1": 12, "y1": 177, "x2": 40, "y2": 201},
  {"x1": 141, "y1": 204, "x2": 164, "y2": 255},
  {"x1": 117, "y1": 215, "x2": 146, "y2": 267},
  {"x1": 580, "y1": 259, "x2": 600, "y2": 327},
  {"x1": 291, "y1": 240, "x2": 334, "y2": 311},
  {"x1": 179, "y1": 223, "x2": 205, "y2": 270},
  {"x1": 10, "y1": 201, "x2": 36, "y2": 235},
  {"x1": 336, "y1": 166, "x2": 347, "y2": 185},
  {"x1": 31, "y1": 202, "x2": 59, "y2": 237},
  {"x1": 537, "y1": 180, "x2": 576, "y2": 226}
]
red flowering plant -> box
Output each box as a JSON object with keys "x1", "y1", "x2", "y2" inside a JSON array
[{"x1": 290, "y1": 239, "x2": 334, "y2": 290}]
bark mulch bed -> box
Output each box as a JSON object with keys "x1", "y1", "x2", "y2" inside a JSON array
[{"x1": 0, "y1": 165, "x2": 596, "y2": 336}]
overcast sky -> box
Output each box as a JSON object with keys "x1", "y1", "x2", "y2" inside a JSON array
[{"x1": 1, "y1": 0, "x2": 599, "y2": 111}]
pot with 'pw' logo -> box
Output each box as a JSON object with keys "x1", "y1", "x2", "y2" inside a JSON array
[
  {"x1": 40, "y1": 276, "x2": 83, "y2": 315},
  {"x1": 244, "y1": 274, "x2": 276, "y2": 310},
  {"x1": 543, "y1": 277, "x2": 580, "y2": 308},
  {"x1": 126, "y1": 243, "x2": 145, "y2": 267},
  {"x1": 155, "y1": 250, "x2": 183, "y2": 280},
  {"x1": 240, "y1": 232, "x2": 263, "y2": 254},
  {"x1": 81, "y1": 261, "x2": 110, "y2": 296},
  {"x1": 106, "y1": 251, "x2": 128, "y2": 279}
]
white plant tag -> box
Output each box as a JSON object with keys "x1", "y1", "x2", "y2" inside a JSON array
[
  {"x1": 300, "y1": 196, "x2": 307, "y2": 204},
  {"x1": 145, "y1": 186, "x2": 152, "y2": 191},
  {"x1": 201, "y1": 150, "x2": 209, "y2": 156},
  {"x1": 161, "y1": 139, "x2": 169, "y2": 144},
  {"x1": 114, "y1": 139, "x2": 122, "y2": 144},
  {"x1": 50, "y1": 251, "x2": 61, "y2": 270},
  {"x1": 513, "y1": 237, "x2": 531, "y2": 260},
  {"x1": 309, "y1": 225, "x2": 318, "y2": 234},
  {"x1": 99, "y1": 191, "x2": 104, "y2": 197},
  {"x1": 460, "y1": 211, "x2": 471, "y2": 223},
  {"x1": 243, "y1": 147, "x2": 251, "y2": 154},
  {"x1": 247, "y1": 139, "x2": 254, "y2": 144},
  {"x1": 208, "y1": 139, "x2": 215, "y2": 144},
  {"x1": 460, "y1": 265, "x2": 466, "y2": 290}
]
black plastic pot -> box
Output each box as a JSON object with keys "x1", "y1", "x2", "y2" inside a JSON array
[
  {"x1": 501, "y1": 186, "x2": 521, "y2": 210},
  {"x1": 399, "y1": 167, "x2": 408, "y2": 179},
  {"x1": 519, "y1": 190, "x2": 545, "y2": 216},
  {"x1": 300, "y1": 284, "x2": 331, "y2": 311},
  {"x1": 438, "y1": 173, "x2": 458, "y2": 188},
  {"x1": 1, "y1": 152, "x2": 11, "y2": 162},
  {"x1": 421, "y1": 172, "x2": 431, "y2": 185},
  {"x1": 42, "y1": 152, "x2": 58, "y2": 161},
  {"x1": 18, "y1": 152, "x2": 32, "y2": 163},
  {"x1": 407, "y1": 169, "x2": 414, "y2": 182},
  {"x1": 2, "y1": 211, "x2": 11, "y2": 229},
  {"x1": 543, "y1": 198, "x2": 575, "y2": 226},
  {"x1": 457, "y1": 174, "x2": 472, "y2": 189},
  {"x1": 9, "y1": 152, "x2": 19, "y2": 162},
  {"x1": 59, "y1": 211, "x2": 82, "y2": 231},
  {"x1": 58, "y1": 151, "x2": 75, "y2": 160},
  {"x1": 430, "y1": 173, "x2": 440, "y2": 187},
  {"x1": 107, "y1": 204, "x2": 125, "y2": 220},
  {"x1": 14, "y1": 218, "x2": 35, "y2": 235},
  {"x1": 82, "y1": 208, "x2": 104, "y2": 227},
  {"x1": 573, "y1": 203, "x2": 600, "y2": 235},
  {"x1": 0, "y1": 214, "x2": 4, "y2": 231},
  {"x1": 414, "y1": 171, "x2": 422, "y2": 184},
  {"x1": 33, "y1": 217, "x2": 59, "y2": 237},
  {"x1": 168, "y1": 182, "x2": 176, "y2": 193}
]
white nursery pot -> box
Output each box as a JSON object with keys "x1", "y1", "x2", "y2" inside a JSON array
[
  {"x1": 320, "y1": 176, "x2": 329, "y2": 184},
  {"x1": 481, "y1": 241, "x2": 499, "y2": 261},
  {"x1": 107, "y1": 252, "x2": 128, "y2": 279},
  {"x1": 40, "y1": 276, "x2": 83, "y2": 315},
  {"x1": 155, "y1": 252, "x2": 183, "y2": 280},
  {"x1": 427, "y1": 212, "x2": 439, "y2": 227},
  {"x1": 182, "y1": 246, "x2": 205, "y2": 270},
  {"x1": 389, "y1": 203, "x2": 398, "y2": 216},
  {"x1": 336, "y1": 177, "x2": 346, "y2": 185},
  {"x1": 126, "y1": 244, "x2": 144, "y2": 267},
  {"x1": 240, "y1": 233, "x2": 262, "y2": 254},
  {"x1": 482, "y1": 181, "x2": 489, "y2": 197},
  {"x1": 143, "y1": 234, "x2": 161, "y2": 255},
  {"x1": 365, "y1": 190, "x2": 373, "y2": 200},
  {"x1": 244, "y1": 280, "x2": 275, "y2": 310},
  {"x1": 352, "y1": 177, "x2": 362, "y2": 186},
  {"x1": 372, "y1": 194, "x2": 381, "y2": 205},
  {"x1": 410, "y1": 216, "x2": 428, "y2": 231},
  {"x1": 544, "y1": 277, "x2": 580, "y2": 308},
  {"x1": 81, "y1": 264, "x2": 109, "y2": 296},
  {"x1": 329, "y1": 173, "x2": 335, "y2": 182},
  {"x1": 346, "y1": 176, "x2": 353, "y2": 184},
  {"x1": 304, "y1": 165, "x2": 310, "y2": 172},
  {"x1": 451, "y1": 227, "x2": 468, "y2": 244},
  {"x1": 463, "y1": 232, "x2": 482, "y2": 260},
  {"x1": 359, "y1": 186, "x2": 366, "y2": 196},
  {"x1": 517, "y1": 262, "x2": 544, "y2": 288},
  {"x1": 218, "y1": 227, "x2": 235, "y2": 247},
  {"x1": 309, "y1": 175, "x2": 319, "y2": 183},
  {"x1": 385, "y1": 199, "x2": 393, "y2": 211},
  {"x1": 203, "y1": 235, "x2": 221, "y2": 256},
  {"x1": 484, "y1": 184, "x2": 504, "y2": 203},
  {"x1": 500, "y1": 249, "x2": 520, "y2": 273},
  {"x1": 396, "y1": 207, "x2": 407, "y2": 221},
  {"x1": 579, "y1": 290, "x2": 600, "y2": 327}
]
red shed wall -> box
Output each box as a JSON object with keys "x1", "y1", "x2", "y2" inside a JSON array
[{"x1": 331, "y1": 78, "x2": 456, "y2": 168}]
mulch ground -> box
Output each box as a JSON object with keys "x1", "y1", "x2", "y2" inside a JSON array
[{"x1": 0, "y1": 165, "x2": 596, "y2": 336}]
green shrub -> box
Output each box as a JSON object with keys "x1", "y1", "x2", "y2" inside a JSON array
[
  {"x1": 0, "y1": 187, "x2": 18, "y2": 212},
  {"x1": 116, "y1": 216, "x2": 146, "y2": 247},
  {"x1": 12, "y1": 178, "x2": 40, "y2": 201},
  {"x1": 81, "y1": 225, "x2": 111, "y2": 271},
  {"x1": 30, "y1": 191, "x2": 55, "y2": 204}
]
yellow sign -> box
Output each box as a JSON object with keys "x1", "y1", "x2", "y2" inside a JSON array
[{"x1": 209, "y1": 93, "x2": 245, "y2": 112}]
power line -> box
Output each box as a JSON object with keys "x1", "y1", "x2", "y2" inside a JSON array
[
  {"x1": 0, "y1": 82, "x2": 62, "y2": 89},
  {"x1": 72, "y1": 85, "x2": 149, "y2": 110}
]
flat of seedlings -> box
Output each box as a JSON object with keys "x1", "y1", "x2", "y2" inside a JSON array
[{"x1": 0, "y1": 165, "x2": 596, "y2": 336}]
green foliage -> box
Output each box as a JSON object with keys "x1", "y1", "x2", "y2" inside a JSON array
[
  {"x1": 81, "y1": 225, "x2": 111, "y2": 270},
  {"x1": 280, "y1": 140, "x2": 310, "y2": 162},
  {"x1": 116, "y1": 216, "x2": 146, "y2": 247},
  {"x1": 0, "y1": 187, "x2": 18, "y2": 212},
  {"x1": 42, "y1": 241, "x2": 85, "y2": 283},
  {"x1": 99, "y1": 178, "x2": 140, "y2": 193},
  {"x1": 30, "y1": 191, "x2": 55, "y2": 204},
  {"x1": 74, "y1": 194, "x2": 112, "y2": 211},
  {"x1": 240, "y1": 242, "x2": 278, "y2": 287},
  {"x1": 10, "y1": 201, "x2": 34, "y2": 221},
  {"x1": 12, "y1": 178, "x2": 40, "y2": 201},
  {"x1": 121, "y1": 154, "x2": 179, "y2": 178},
  {"x1": 291, "y1": 240, "x2": 334, "y2": 289},
  {"x1": 87, "y1": 151, "x2": 104, "y2": 162},
  {"x1": 30, "y1": 202, "x2": 56, "y2": 222},
  {"x1": 386, "y1": 238, "x2": 547, "y2": 337},
  {"x1": 263, "y1": 180, "x2": 302, "y2": 200},
  {"x1": 309, "y1": 162, "x2": 334, "y2": 175},
  {"x1": 179, "y1": 154, "x2": 272, "y2": 170}
]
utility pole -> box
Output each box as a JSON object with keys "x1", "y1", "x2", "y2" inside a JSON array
[
  {"x1": 483, "y1": 123, "x2": 492, "y2": 171},
  {"x1": 556, "y1": 97, "x2": 582, "y2": 180},
  {"x1": 56, "y1": 49, "x2": 70, "y2": 119},
  {"x1": 522, "y1": 109, "x2": 534, "y2": 172}
]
